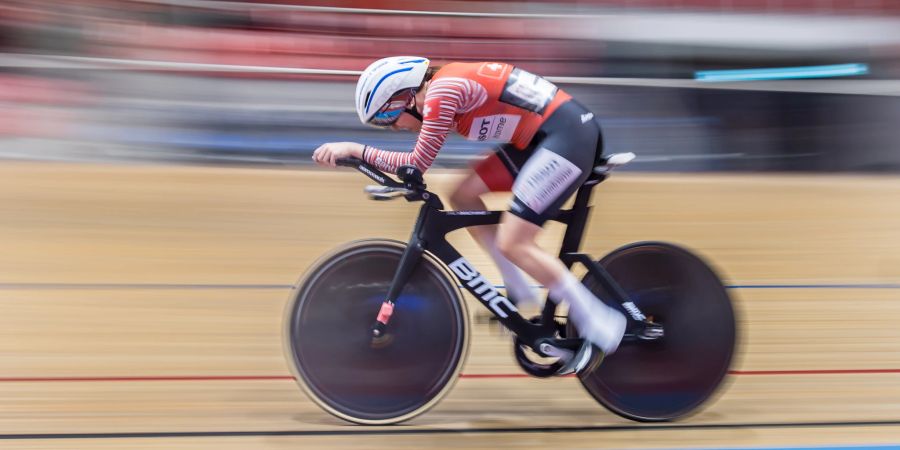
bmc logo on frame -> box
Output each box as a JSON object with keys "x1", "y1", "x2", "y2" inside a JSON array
[
  {"x1": 468, "y1": 114, "x2": 519, "y2": 142},
  {"x1": 448, "y1": 257, "x2": 518, "y2": 318}
]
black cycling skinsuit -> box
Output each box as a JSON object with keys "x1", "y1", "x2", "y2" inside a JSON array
[{"x1": 493, "y1": 99, "x2": 603, "y2": 225}]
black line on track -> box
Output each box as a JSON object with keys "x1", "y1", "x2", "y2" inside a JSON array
[{"x1": 3, "y1": 420, "x2": 900, "y2": 440}]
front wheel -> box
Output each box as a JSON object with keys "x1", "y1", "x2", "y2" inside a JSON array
[
  {"x1": 283, "y1": 239, "x2": 469, "y2": 425},
  {"x1": 573, "y1": 242, "x2": 737, "y2": 422}
]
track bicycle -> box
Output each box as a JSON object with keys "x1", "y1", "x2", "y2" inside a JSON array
[{"x1": 283, "y1": 153, "x2": 736, "y2": 425}]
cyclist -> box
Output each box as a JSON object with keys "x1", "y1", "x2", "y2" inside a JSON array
[{"x1": 312, "y1": 56, "x2": 626, "y2": 356}]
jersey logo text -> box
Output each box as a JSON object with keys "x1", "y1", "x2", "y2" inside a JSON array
[
  {"x1": 512, "y1": 148, "x2": 582, "y2": 213},
  {"x1": 468, "y1": 114, "x2": 519, "y2": 142}
]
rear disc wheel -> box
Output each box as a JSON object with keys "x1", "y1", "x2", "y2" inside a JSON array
[{"x1": 571, "y1": 242, "x2": 736, "y2": 421}]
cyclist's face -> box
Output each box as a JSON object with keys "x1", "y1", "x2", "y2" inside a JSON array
[
  {"x1": 391, "y1": 112, "x2": 422, "y2": 132},
  {"x1": 390, "y1": 86, "x2": 426, "y2": 132}
]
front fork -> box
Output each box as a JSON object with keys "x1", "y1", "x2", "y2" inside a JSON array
[
  {"x1": 370, "y1": 196, "x2": 431, "y2": 338},
  {"x1": 371, "y1": 239, "x2": 423, "y2": 338}
]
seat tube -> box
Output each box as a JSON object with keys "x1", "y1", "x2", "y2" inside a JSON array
[
  {"x1": 539, "y1": 184, "x2": 595, "y2": 325},
  {"x1": 559, "y1": 185, "x2": 594, "y2": 259}
]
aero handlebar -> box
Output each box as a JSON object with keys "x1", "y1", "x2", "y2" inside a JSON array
[{"x1": 335, "y1": 157, "x2": 430, "y2": 203}]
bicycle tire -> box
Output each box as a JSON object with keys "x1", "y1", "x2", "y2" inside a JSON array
[
  {"x1": 283, "y1": 239, "x2": 469, "y2": 425},
  {"x1": 572, "y1": 242, "x2": 737, "y2": 422}
]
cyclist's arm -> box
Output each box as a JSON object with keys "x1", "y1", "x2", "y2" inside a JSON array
[
  {"x1": 363, "y1": 101, "x2": 454, "y2": 173},
  {"x1": 364, "y1": 78, "x2": 485, "y2": 173}
]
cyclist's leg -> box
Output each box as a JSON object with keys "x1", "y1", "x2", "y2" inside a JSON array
[
  {"x1": 498, "y1": 213, "x2": 625, "y2": 354},
  {"x1": 495, "y1": 101, "x2": 625, "y2": 354},
  {"x1": 449, "y1": 150, "x2": 539, "y2": 306}
]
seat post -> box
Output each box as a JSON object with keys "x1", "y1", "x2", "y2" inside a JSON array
[{"x1": 559, "y1": 182, "x2": 598, "y2": 256}]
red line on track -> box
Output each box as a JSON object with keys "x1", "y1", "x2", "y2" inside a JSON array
[
  {"x1": 459, "y1": 369, "x2": 900, "y2": 378},
  {"x1": 729, "y1": 368, "x2": 900, "y2": 375},
  {"x1": 459, "y1": 373, "x2": 585, "y2": 378},
  {"x1": 0, "y1": 376, "x2": 295, "y2": 382},
  {"x1": 1, "y1": 369, "x2": 899, "y2": 383},
  {"x1": 459, "y1": 373, "x2": 533, "y2": 379}
]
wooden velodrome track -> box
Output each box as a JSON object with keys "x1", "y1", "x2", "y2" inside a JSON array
[{"x1": 1, "y1": 161, "x2": 899, "y2": 449}]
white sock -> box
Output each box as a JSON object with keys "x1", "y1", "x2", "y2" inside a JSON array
[
  {"x1": 483, "y1": 236, "x2": 540, "y2": 307},
  {"x1": 548, "y1": 271, "x2": 626, "y2": 354}
]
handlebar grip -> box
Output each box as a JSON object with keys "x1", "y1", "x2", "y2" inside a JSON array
[
  {"x1": 336, "y1": 157, "x2": 363, "y2": 167},
  {"x1": 335, "y1": 156, "x2": 401, "y2": 188}
]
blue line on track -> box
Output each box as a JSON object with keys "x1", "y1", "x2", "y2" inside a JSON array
[
  {"x1": 705, "y1": 446, "x2": 900, "y2": 450},
  {"x1": 727, "y1": 284, "x2": 900, "y2": 289},
  {"x1": 496, "y1": 283, "x2": 900, "y2": 290}
]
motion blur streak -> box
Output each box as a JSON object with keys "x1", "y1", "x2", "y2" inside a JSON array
[{"x1": 2, "y1": 1, "x2": 900, "y2": 448}]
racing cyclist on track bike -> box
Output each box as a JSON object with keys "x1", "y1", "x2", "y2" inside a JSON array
[{"x1": 312, "y1": 56, "x2": 626, "y2": 358}]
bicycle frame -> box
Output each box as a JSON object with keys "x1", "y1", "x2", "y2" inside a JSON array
[{"x1": 339, "y1": 158, "x2": 647, "y2": 350}]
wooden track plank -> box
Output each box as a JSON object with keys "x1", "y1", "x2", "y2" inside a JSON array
[
  {"x1": 0, "y1": 375, "x2": 899, "y2": 437},
  {"x1": 3, "y1": 289, "x2": 899, "y2": 376},
  {"x1": 1, "y1": 163, "x2": 899, "y2": 285},
  {"x1": 3, "y1": 427, "x2": 900, "y2": 450},
  {"x1": 1, "y1": 162, "x2": 900, "y2": 448}
]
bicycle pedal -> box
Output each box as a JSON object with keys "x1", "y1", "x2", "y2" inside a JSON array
[
  {"x1": 553, "y1": 341, "x2": 602, "y2": 376},
  {"x1": 628, "y1": 320, "x2": 664, "y2": 341},
  {"x1": 538, "y1": 342, "x2": 573, "y2": 360}
]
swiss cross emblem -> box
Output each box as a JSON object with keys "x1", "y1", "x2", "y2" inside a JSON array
[
  {"x1": 424, "y1": 98, "x2": 441, "y2": 120},
  {"x1": 478, "y1": 62, "x2": 506, "y2": 79}
]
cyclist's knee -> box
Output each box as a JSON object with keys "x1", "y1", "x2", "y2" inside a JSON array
[
  {"x1": 496, "y1": 215, "x2": 539, "y2": 261},
  {"x1": 496, "y1": 231, "x2": 521, "y2": 261}
]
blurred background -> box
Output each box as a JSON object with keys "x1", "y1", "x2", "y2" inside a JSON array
[
  {"x1": 3, "y1": 0, "x2": 900, "y2": 172},
  {"x1": 3, "y1": 3, "x2": 900, "y2": 445}
]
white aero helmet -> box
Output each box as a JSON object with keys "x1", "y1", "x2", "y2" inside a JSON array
[{"x1": 356, "y1": 56, "x2": 430, "y2": 127}]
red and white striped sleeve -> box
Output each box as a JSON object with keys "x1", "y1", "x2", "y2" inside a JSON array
[{"x1": 364, "y1": 77, "x2": 487, "y2": 173}]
